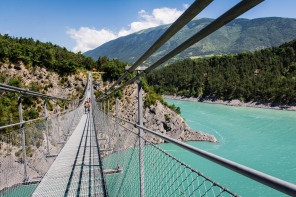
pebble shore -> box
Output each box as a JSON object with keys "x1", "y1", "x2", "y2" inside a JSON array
[{"x1": 163, "y1": 95, "x2": 296, "y2": 111}]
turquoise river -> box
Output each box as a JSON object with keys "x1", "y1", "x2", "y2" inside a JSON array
[{"x1": 161, "y1": 99, "x2": 296, "y2": 197}]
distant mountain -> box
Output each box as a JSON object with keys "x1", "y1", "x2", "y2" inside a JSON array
[{"x1": 84, "y1": 17, "x2": 296, "y2": 66}]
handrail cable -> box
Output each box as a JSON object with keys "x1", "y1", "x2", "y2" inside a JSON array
[
  {"x1": 100, "y1": 0, "x2": 264, "y2": 100},
  {"x1": 0, "y1": 79, "x2": 88, "y2": 130},
  {"x1": 113, "y1": 119, "x2": 239, "y2": 196},
  {"x1": 115, "y1": 115, "x2": 296, "y2": 196},
  {"x1": 0, "y1": 108, "x2": 76, "y2": 131},
  {"x1": 107, "y1": 0, "x2": 214, "y2": 91},
  {"x1": 0, "y1": 83, "x2": 72, "y2": 101}
]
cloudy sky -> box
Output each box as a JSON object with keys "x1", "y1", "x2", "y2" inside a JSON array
[{"x1": 1, "y1": 0, "x2": 296, "y2": 53}]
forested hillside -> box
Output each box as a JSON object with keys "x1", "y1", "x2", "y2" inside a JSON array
[
  {"x1": 0, "y1": 34, "x2": 132, "y2": 80},
  {"x1": 146, "y1": 40, "x2": 296, "y2": 105},
  {"x1": 0, "y1": 34, "x2": 96, "y2": 75},
  {"x1": 85, "y1": 17, "x2": 296, "y2": 66},
  {"x1": 0, "y1": 34, "x2": 131, "y2": 133}
]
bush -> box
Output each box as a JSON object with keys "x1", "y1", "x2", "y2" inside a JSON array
[
  {"x1": 75, "y1": 76, "x2": 81, "y2": 81},
  {"x1": 15, "y1": 149, "x2": 22, "y2": 157},
  {"x1": 58, "y1": 77, "x2": 68, "y2": 85},
  {"x1": 29, "y1": 81, "x2": 41, "y2": 92},
  {"x1": 117, "y1": 90, "x2": 123, "y2": 99},
  {"x1": 24, "y1": 108, "x2": 39, "y2": 120},
  {"x1": 164, "y1": 114, "x2": 171, "y2": 121},
  {"x1": 94, "y1": 90, "x2": 103, "y2": 99},
  {"x1": 168, "y1": 104, "x2": 181, "y2": 114},
  {"x1": 8, "y1": 77, "x2": 22, "y2": 87}
]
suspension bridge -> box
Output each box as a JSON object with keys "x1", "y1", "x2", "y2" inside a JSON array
[{"x1": 1, "y1": 0, "x2": 296, "y2": 196}]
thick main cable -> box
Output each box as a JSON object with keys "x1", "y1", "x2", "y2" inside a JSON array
[
  {"x1": 107, "y1": 0, "x2": 214, "y2": 91},
  {"x1": 101, "y1": 0, "x2": 264, "y2": 100}
]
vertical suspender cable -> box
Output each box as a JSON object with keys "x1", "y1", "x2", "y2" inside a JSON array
[
  {"x1": 137, "y1": 81, "x2": 144, "y2": 197},
  {"x1": 18, "y1": 96, "x2": 28, "y2": 182}
]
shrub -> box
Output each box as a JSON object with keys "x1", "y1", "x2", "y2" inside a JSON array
[
  {"x1": 164, "y1": 114, "x2": 171, "y2": 121},
  {"x1": 15, "y1": 149, "x2": 22, "y2": 157},
  {"x1": 75, "y1": 76, "x2": 80, "y2": 81},
  {"x1": 8, "y1": 77, "x2": 22, "y2": 87},
  {"x1": 24, "y1": 108, "x2": 39, "y2": 120},
  {"x1": 29, "y1": 81, "x2": 41, "y2": 92}
]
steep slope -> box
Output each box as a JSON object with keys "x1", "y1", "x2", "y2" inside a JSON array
[
  {"x1": 84, "y1": 17, "x2": 296, "y2": 66},
  {"x1": 92, "y1": 80, "x2": 217, "y2": 144},
  {"x1": 0, "y1": 61, "x2": 87, "y2": 131},
  {"x1": 146, "y1": 39, "x2": 296, "y2": 106}
]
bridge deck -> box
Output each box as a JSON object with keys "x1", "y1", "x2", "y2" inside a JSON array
[{"x1": 32, "y1": 111, "x2": 106, "y2": 197}]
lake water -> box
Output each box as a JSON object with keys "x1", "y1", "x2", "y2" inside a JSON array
[{"x1": 162, "y1": 99, "x2": 296, "y2": 196}]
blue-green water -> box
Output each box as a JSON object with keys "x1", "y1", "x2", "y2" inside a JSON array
[
  {"x1": 0, "y1": 184, "x2": 38, "y2": 197},
  {"x1": 162, "y1": 99, "x2": 296, "y2": 197}
]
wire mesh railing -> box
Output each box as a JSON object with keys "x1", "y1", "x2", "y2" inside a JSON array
[
  {"x1": 0, "y1": 105, "x2": 83, "y2": 196},
  {"x1": 0, "y1": 73, "x2": 88, "y2": 196},
  {"x1": 93, "y1": 0, "x2": 296, "y2": 195},
  {"x1": 91, "y1": 92, "x2": 238, "y2": 197},
  {"x1": 1, "y1": 0, "x2": 296, "y2": 195}
]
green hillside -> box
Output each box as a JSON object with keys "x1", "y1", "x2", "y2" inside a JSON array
[
  {"x1": 0, "y1": 35, "x2": 131, "y2": 133},
  {"x1": 84, "y1": 17, "x2": 296, "y2": 66},
  {"x1": 0, "y1": 34, "x2": 96, "y2": 75},
  {"x1": 146, "y1": 40, "x2": 296, "y2": 105}
]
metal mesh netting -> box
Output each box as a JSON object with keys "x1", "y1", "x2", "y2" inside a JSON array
[
  {"x1": 91, "y1": 95, "x2": 238, "y2": 197},
  {"x1": 32, "y1": 111, "x2": 105, "y2": 197},
  {"x1": 0, "y1": 106, "x2": 83, "y2": 196}
]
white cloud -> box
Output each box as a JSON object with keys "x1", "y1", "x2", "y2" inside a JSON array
[
  {"x1": 152, "y1": 7, "x2": 183, "y2": 24},
  {"x1": 183, "y1": 4, "x2": 189, "y2": 9},
  {"x1": 67, "y1": 6, "x2": 185, "y2": 53},
  {"x1": 67, "y1": 27, "x2": 117, "y2": 53}
]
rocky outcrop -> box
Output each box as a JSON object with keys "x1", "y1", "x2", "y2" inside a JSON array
[
  {"x1": 143, "y1": 100, "x2": 217, "y2": 143},
  {"x1": 115, "y1": 83, "x2": 217, "y2": 144},
  {"x1": 0, "y1": 61, "x2": 87, "y2": 99},
  {"x1": 0, "y1": 61, "x2": 87, "y2": 114}
]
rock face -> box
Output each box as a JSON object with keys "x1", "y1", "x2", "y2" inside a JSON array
[
  {"x1": 143, "y1": 100, "x2": 217, "y2": 143},
  {"x1": 114, "y1": 83, "x2": 217, "y2": 144},
  {"x1": 0, "y1": 61, "x2": 87, "y2": 114},
  {"x1": 0, "y1": 62, "x2": 87, "y2": 98},
  {"x1": 0, "y1": 61, "x2": 88, "y2": 190}
]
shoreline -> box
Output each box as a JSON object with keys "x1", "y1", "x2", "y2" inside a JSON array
[{"x1": 163, "y1": 95, "x2": 296, "y2": 111}]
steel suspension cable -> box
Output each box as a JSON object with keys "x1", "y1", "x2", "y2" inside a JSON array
[
  {"x1": 0, "y1": 83, "x2": 71, "y2": 101},
  {"x1": 112, "y1": 115, "x2": 296, "y2": 196},
  {"x1": 107, "y1": 0, "x2": 214, "y2": 91},
  {"x1": 101, "y1": 0, "x2": 264, "y2": 100}
]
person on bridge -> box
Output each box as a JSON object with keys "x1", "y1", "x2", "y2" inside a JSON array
[
  {"x1": 88, "y1": 100, "x2": 91, "y2": 113},
  {"x1": 84, "y1": 101, "x2": 89, "y2": 114}
]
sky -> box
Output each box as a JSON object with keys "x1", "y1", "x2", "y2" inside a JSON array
[{"x1": 1, "y1": 0, "x2": 296, "y2": 53}]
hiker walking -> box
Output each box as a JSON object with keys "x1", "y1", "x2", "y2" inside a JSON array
[
  {"x1": 84, "y1": 101, "x2": 88, "y2": 114},
  {"x1": 88, "y1": 100, "x2": 91, "y2": 113}
]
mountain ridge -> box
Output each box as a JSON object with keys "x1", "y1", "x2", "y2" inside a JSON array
[{"x1": 84, "y1": 17, "x2": 296, "y2": 66}]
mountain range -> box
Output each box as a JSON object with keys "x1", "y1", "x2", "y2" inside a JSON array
[{"x1": 84, "y1": 17, "x2": 296, "y2": 66}]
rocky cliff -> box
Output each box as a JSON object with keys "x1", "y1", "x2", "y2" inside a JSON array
[
  {"x1": 0, "y1": 62, "x2": 88, "y2": 190},
  {"x1": 120, "y1": 83, "x2": 217, "y2": 143},
  {"x1": 0, "y1": 61, "x2": 87, "y2": 114},
  {"x1": 94, "y1": 81, "x2": 217, "y2": 144}
]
